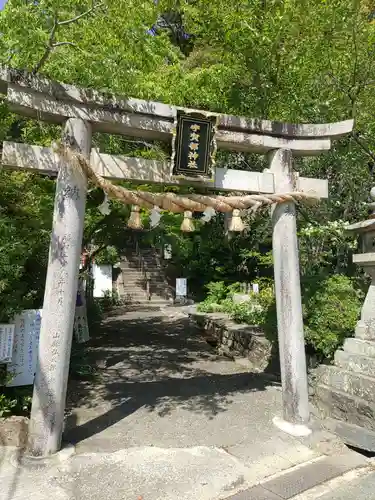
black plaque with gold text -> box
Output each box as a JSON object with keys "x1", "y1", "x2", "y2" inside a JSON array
[{"x1": 173, "y1": 111, "x2": 216, "y2": 179}]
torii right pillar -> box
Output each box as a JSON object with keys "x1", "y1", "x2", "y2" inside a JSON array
[{"x1": 269, "y1": 148, "x2": 311, "y2": 436}]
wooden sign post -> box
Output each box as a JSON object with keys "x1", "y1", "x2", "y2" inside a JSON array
[{"x1": 0, "y1": 66, "x2": 353, "y2": 455}]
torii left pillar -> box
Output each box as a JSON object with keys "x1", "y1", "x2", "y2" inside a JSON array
[{"x1": 27, "y1": 118, "x2": 92, "y2": 456}]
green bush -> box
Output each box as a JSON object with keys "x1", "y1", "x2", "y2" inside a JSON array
[
  {"x1": 197, "y1": 275, "x2": 361, "y2": 362},
  {"x1": 0, "y1": 367, "x2": 33, "y2": 418},
  {"x1": 197, "y1": 281, "x2": 275, "y2": 327},
  {"x1": 197, "y1": 281, "x2": 230, "y2": 312},
  {"x1": 304, "y1": 274, "x2": 361, "y2": 360},
  {"x1": 197, "y1": 301, "x2": 224, "y2": 313},
  {"x1": 229, "y1": 287, "x2": 275, "y2": 325},
  {"x1": 204, "y1": 281, "x2": 229, "y2": 303}
]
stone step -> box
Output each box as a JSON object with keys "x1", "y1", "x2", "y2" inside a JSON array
[
  {"x1": 121, "y1": 277, "x2": 166, "y2": 283},
  {"x1": 121, "y1": 286, "x2": 169, "y2": 294},
  {"x1": 235, "y1": 450, "x2": 368, "y2": 500},
  {"x1": 120, "y1": 281, "x2": 146, "y2": 287},
  {"x1": 316, "y1": 365, "x2": 375, "y2": 403},
  {"x1": 335, "y1": 350, "x2": 375, "y2": 376},
  {"x1": 120, "y1": 269, "x2": 154, "y2": 275},
  {"x1": 120, "y1": 275, "x2": 165, "y2": 281},
  {"x1": 120, "y1": 290, "x2": 168, "y2": 298},
  {"x1": 120, "y1": 266, "x2": 160, "y2": 272},
  {"x1": 122, "y1": 298, "x2": 169, "y2": 305},
  {"x1": 121, "y1": 284, "x2": 167, "y2": 292},
  {"x1": 121, "y1": 273, "x2": 164, "y2": 281},
  {"x1": 323, "y1": 417, "x2": 375, "y2": 452},
  {"x1": 343, "y1": 337, "x2": 375, "y2": 357},
  {"x1": 313, "y1": 383, "x2": 375, "y2": 433}
]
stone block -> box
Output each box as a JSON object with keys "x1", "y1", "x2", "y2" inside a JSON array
[
  {"x1": 0, "y1": 416, "x2": 29, "y2": 448},
  {"x1": 324, "y1": 417, "x2": 375, "y2": 452},
  {"x1": 316, "y1": 365, "x2": 375, "y2": 402},
  {"x1": 313, "y1": 383, "x2": 375, "y2": 432},
  {"x1": 189, "y1": 311, "x2": 277, "y2": 373},
  {"x1": 335, "y1": 350, "x2": 375, "y2": 377},
  {"x1": 354, "y1": 322, "x2": 375, "y2": 341},
  {"x1": 232, "y1": 293, "x2": 252, "y2": 304},
  {"x1": 343, "y1": 338, "x2": 375, "y2": 358},
  {"x1": 226, "y1": 485, "x2": 281, "y2": 499},
  {"x1": 261, "y1": 452, "x2": 367, "y2": 499}
]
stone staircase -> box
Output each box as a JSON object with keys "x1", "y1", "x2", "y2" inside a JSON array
[
  {"x1": 115, "y1": 247, "x2": 173, "y2": 308},
  {"x1": 312, "y1": 334, "x2": 375, "y2": 452}
]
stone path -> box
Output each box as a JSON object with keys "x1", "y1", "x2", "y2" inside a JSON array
[
  {"x1": 1, "y1": 307, "x2": 371, "y2": 500},
  {"x1": 64, "y1": 309, "x2": 314, "y2": 466}
]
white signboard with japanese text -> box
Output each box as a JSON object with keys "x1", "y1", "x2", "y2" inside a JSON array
[
  {"x1": 6, "y1": 309, "x2": 42, "y2": 387},
  {"x1": 93, "y1": 264, "x2": 112, "y2": 298},
  {"x1": 0, "y1": 324, "x2": 15, "y2": 363},
  {"x1": 176, "y1": 278, "x2": 187, "y2": 297}
]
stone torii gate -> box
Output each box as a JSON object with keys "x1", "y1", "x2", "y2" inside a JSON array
[{"x1": 0, "y1": 67, "x2": 353, "y2": 457}]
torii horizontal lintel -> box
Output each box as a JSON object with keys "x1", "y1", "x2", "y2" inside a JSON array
[
  {"x1": 0, "y1": 66, "x2": 353, "y2": 156},
  {"x1": 6, "y1": 85, "x2": 332, "y2": 156},
  {"x1": 1, "y1": 141, "x2": 328, "y2": 198}
]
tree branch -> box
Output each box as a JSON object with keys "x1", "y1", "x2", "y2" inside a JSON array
[
  {"x1": 351, "y1": 131, "x2": 375, "y2": 162},
  {"x1": 32, "y1": 14, "x2": 58, "y2": 74},
  {"x1": 58, "y1": 2, "x2": 103, "y2": 26},
  {"x1": 79, "y1": 243, "x2": 107, "y2": 274},
  {"x1": 52, "y1": 41, "x2": 79, "y2": 48},
  {"x1": 32, "y1": 2, "x2": 103, "y2": 74}
]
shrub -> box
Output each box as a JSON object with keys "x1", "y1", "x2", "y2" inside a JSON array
[
  {"x1": 229, "y1": 287, "x2": 275, "y2": 325},
  {"x1": 197, "y1": 281, "x2": 230, "y2": 312},
  {"x1": 304, "y1": 274, "x2": 361, "y2": 360},
  {"x1": 197, "y1": 275, "x2": 362, "y2": 362},
  {"x1": 197, "y1": 281, "x2": 275, "y2": 325},
  {"x1": 197, "y1": 301, "x2": 225, "y2": 313},
  {"x1": 0, "y1": 393, "x2": 17, "y2": 417},
  {"x1": 0, "y1": 368, "x2": 32, "y2": 417},
  {"x1": 204, "y1": 281, "x2": 229, "y2": 303}
]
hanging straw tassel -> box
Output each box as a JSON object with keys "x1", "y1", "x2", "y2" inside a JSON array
[
  {"x1": 228, "y1": 209, "x2": 245, "y2": 232},
  {"x1": 180, "y1": 211, "x2": 195, "y2": 232},
  {"x1": 127, "y1": 205, "x2": 143, "y2": 230}
]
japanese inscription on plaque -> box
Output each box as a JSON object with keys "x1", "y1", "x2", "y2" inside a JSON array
[
  {"x1": 0, "y1": 324, "x2": 15, "y2": 363},
  {"x1": 173, "y1": 111, "x2": 216, "y2": 179},
  {"x1": 7, "y1": 309, "x2": 42, "y2": 387}
]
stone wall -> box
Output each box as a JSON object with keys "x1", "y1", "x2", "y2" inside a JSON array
[{"x1": 189, "y1": 310, "x2": 280, "y2": 374}]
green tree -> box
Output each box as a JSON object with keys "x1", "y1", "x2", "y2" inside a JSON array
[{"x1": 0, "y1": 0, "x2": 374, "y2": 336}]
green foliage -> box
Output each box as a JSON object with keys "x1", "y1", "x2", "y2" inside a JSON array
[
  {"x1": 69, "y1": 343, "x2": 97, "y2": 380},
  {"x1": 0, "y1": 393, "x2": 17, "y2": 418},
  {"x1": 0, "y1": 171, "x2": 54, "y2": 322},
  {"x1": 204, "y1": 281, "x2": 228, "y2": 304},
  {"x1": 197, "y1": 280, "x2": 275, "y2": 327},
  {"x1": 0, "y1": 369, "x2": 32, "y2": 417},
  {"x1": 304, "y1": 275, "x2": 362, "y2": 360},
  {"x1": 198, "y1": 276, "x2": 361, "y2": 361},
  {"x1": 0, "y1": 0, "x2": 373, "y2": 419}
]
